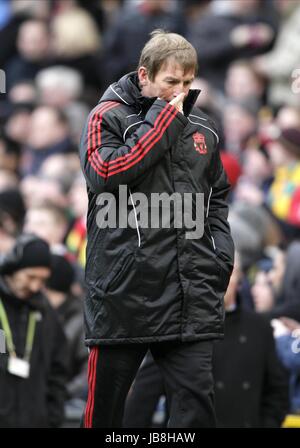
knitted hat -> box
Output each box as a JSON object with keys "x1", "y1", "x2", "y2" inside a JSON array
[
  {"x1": 46, "y1": 254, "x2": 75, "y2": 293},
  {"x1": 0, "y1": 234, "x2": 51, "y2": 275}
]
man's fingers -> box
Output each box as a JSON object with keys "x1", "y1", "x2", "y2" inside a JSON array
[{"x1": 170, "y1": 93, "x2": 185, "y2": 106}]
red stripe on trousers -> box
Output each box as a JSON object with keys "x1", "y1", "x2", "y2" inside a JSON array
[
  {"x1": 88, "y1": 347, "x2": 99, "y2": 428},
  {"x1": 84, "y1": 348, "x2": 95, "y2": 428},
  {"x1": 84, "y1": 347, "x2": 99, "y2": 428}
]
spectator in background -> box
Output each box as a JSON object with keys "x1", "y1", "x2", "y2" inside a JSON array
[
  {"x1": 5, "y1": 19, "x2": 51, "y2": 91},
  {"x1": 24, "y1": 203, "x2": 69, "y2": 253},
  {"x1": 213, "y1": 254, "x2": 289, "y2": 427},
  {"x1": 272, "y1": 317, "x2": 300, "y2": 414},
  {"x1": 233, "y1": 136, "x2": 274, "y2": 206},
  {"x1": 252, "y1": 0, "x2": 300, "y2": 108},
  {"x1": 20, "y1": 175, "x2": 69, "y2": 209},
  {"x1": 0, "y1": 235, "x2": 67, "y2": 428},
  {"x1": 66, "y1": 173, "x2": 88, "y2": 268},
  {"x1": 252, "y1": 242, "x2": 300, "y2": 323},
  {"x1": 222, "y1": 100, "x2": 259, "y2": 156},
  {"x1": 0, "y1": 0, "x2": 50, "y2": 70},
  {"x1": 0, "y1": 188, "x2": 26, "y2": 254},
  {"x1": 4, "y1": 104, "x2": 33, "y2": 148},
  {"x1": 45, "y1": 254, "x2": 88, "y2": 426},
  {"x1": 187, "y1": 0, "x2": 276, "y2": 91},
  {"x1": 102, "y1": 0, "x2": 185, "y2": 86},
  {"x1": 36, "y1": 66, "x2": 83, "y2": 108},
  {"x1": 275, "y1": 106, "x2": 300, "y2": 131},
  {"x1": 35, "y1": 66, "x2": 89, "y2": 143},
  {"x1": 0, "y1": 170, "x2": 19, "y2": 192},
  {"x1": 0, "y1": 132, "x2": 21, "y2": 173},
  {"x1": 266, "y1": 128, "x2": 300, "y2": 240},
  {"x1": 21, "y1": 106, "x2": 75, "y2": 176},
  {"x1": 224, "y1": 60, "x2": 266, "y2": 105},
  {"x1": 24, "y1": 201, "x2": 86, "y2": 298},
  {"x1": 51, "y1": 4, "x2": 102, "y2": 91},
  {"x1": 8, "y1": 80, "x2": 37, "y2": 105},
  {"x1": 228, "y1": 201, "x2": 281, "y2": 271},
  {"x1": 39, "y1": 153, "x2": 81, "y2": 191}
]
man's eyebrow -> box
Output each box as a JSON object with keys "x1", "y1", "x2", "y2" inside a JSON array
[{"x1": 164, "y1": 76, "x2": 195, "y2": 82}]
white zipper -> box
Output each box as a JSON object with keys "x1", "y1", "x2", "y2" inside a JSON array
[
  {"x1": 123, "y1": 120, "x2": 143, "y2": 142},
  {"x1": 206, "y1": 187, "x2": 212, "y2": 218},
  {"x1": 109, "y1": 85, "x2": 130, "y2": 105},
  {"x1": 206, "y1": 187, "x2": 216, "y2": 250},
  {"x1": 129, "y1": 188, "x2": 141, "y2": 248}
]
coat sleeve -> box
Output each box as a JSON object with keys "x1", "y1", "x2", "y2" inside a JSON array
[
  {"x1": 79, "y1": 99, "x2": 188, "y2": 193},
  {"x1": 207, "y1": 146, "x2": 235, "y2": 274},
  {"x1": 261, "y1": 324, "x2": 290, "y2": 427}
]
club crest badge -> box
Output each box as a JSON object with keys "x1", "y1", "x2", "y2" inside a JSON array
[{"x1": 193, "y1": 132, "x2": 207, "y2": 154}]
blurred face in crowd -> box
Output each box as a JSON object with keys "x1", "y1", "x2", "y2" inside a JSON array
[
  {"x1": 276, "y1": 107, "x2": 300, "y2": 130},
  {"x1": 5, "y1": 267, "x2": 50, "y2": 300},
  {"x1": 20, "y1": 177, "x2": 68, "y2": 209},
  {"x1": 251, "y1": 271, "x2": 274, "y2": 312},
  {"x1": 17, "y1": 21, "x2": 50, "y2": 61},
  {"x1": 242, "y1": 147, "x2": 272, "y2": 184},
  {"x1": 27, "y1": 107, "x2": 69, "y2": 150},
  {"x1": 225, "y1": 65, "x2": 264, "y2": 101},
  {"x1": 0, "y1": 140, "x2": 19, "y2": 172},
  {"x1": 9, "y1": 82, "x2": 37, "y2": 104},
  {"x1": 267, "y1": 141, "x2": 290, "y2": 168},
  {"x1": 5, "y1": 110, "x2": 32, "y2": 145},
  {"x1": 24, "y1": 208, "x2": 67, "y2": 246},
  {"x1": 138, "y1": 58, "x2": 195, "y2": 102},
  {"x1": 223, "y1": 103, "x2": 257, "y2": 144}
]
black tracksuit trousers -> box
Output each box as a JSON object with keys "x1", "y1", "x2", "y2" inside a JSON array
[{"x1": 82, "y1": 340, "x2": 216, "y2": 428}]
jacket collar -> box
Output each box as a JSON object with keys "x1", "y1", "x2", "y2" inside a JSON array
[{"x1": 100, "y1": 71, "x2": 201, "y2": 116}]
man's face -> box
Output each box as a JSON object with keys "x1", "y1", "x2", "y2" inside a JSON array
[
  {"x1": 138, "y1": 58, "x2": 195, "y2": 102},
  {"x1": 7, "y1": 267, "x2": 51, "y2": 300}
]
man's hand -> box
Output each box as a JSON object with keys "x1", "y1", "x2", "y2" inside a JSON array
[{"x1": 170, "y1": 93, "x2": 185, "y2": 114}]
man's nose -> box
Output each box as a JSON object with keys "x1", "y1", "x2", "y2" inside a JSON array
[
  {"x1": 30, "y1": 280, "x2": 43, "y2": 293},
  {"x1": 173, "y1": 84, "x2": 188, "y2": 97}
]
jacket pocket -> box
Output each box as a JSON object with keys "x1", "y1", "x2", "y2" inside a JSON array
[
  {"x1": 102, "y1": 249, "x2": 135, "y2": 293},
  {"x1": 214, "y1": 254, "x2": 231, "y2": 292}
]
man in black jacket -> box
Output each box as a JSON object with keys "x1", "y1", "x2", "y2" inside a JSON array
[
  {"x1": 0, "y1": 235, "x2": 67, "y2": 428},
  {"x1": 79, "y1": 30, "x2": 234, "y2": 428}
]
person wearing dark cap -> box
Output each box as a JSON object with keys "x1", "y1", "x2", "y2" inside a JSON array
[
  {"x1": 45, "y1": 254, "x2": 88, "y2": 427},
  {"x1": 0, "y1": 234, "x2": 68, "y2": 428}
]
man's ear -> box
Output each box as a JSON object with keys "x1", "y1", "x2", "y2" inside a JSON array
[{"x1": 138, "y1": 66, "x2": 149, "y2": 86}]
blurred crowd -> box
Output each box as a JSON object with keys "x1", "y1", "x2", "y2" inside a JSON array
[{"x1": 0, "y1": 0, "x2": 300, "y2": 428}]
